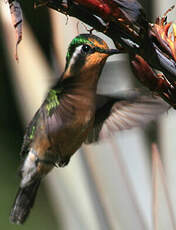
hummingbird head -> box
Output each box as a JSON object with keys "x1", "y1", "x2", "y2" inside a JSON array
[{"x1": 64, "y1": 34, "x2": 119, "y2": 77}]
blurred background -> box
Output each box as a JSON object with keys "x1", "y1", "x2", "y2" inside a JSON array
[{"x1": 0, "y1": 0, "x2": 176, "y2": 229}]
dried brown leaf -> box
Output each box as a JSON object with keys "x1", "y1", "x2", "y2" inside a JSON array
[{"x1": 9, "y1": 0, "x2": 23, "y2": 61}]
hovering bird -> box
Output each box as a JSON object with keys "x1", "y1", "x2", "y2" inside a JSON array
[{"x1": 10, "y1": 34, "x2": 168, "y2": 224}]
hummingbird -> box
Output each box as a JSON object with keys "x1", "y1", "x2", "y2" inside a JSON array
[{"x1": 10, "y1": 34, "x2": 168, "y2": 224}]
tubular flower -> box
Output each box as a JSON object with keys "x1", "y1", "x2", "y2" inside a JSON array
[{"x1": 151, "y1": 5, "x2": 176, "y2": 62}]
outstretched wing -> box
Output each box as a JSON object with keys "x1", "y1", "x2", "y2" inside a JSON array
[{"x1": 85, "y1": 89, "x2": 169, "y2": 143}]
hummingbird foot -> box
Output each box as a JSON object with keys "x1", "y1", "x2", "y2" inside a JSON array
[
  {"x1": 58, "y1": 157, "x2": 70, "y2": 167},
  {"x1": 35, "y1": 158, "x2": 58, "y2": 167}
]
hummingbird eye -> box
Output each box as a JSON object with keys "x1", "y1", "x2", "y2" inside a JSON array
[{"x1": 81, "y1": 44, "x2": 91, "y2": 53}]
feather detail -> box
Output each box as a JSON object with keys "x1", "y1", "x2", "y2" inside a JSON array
[
  {"x1": 10, "y1": 179, "x2": 41, "y2": 224},
  {"x1": 85, "y1": 89, "x2": 169, "y2": 143}
]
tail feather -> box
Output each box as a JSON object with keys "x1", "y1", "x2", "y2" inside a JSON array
[{"x1": 10, "y1": 179, "x2": 41, "y2": 224}]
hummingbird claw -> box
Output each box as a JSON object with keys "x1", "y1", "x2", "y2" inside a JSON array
[
  {"x1": 35, "y1": 157, "x2": 57, "y2": 167},
  {"x1": 53, "y1": 162, "x2": 59, "y2": 167},
  {"x1": 58, "y1": 158, "x2": 70, "y2": 167}
]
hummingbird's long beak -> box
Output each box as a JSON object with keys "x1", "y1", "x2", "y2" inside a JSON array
[
  {"x1": 95, "y1": 47, "x2": 120, "y2": 55},
  {"x1": 103, "y1": 49, "x2": 120, "y2": 55}
]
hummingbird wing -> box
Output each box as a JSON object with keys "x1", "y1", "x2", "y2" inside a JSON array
[
  {"x1": 20, "y1": 110, "x2": 41, "y2": 157},
  {"x1": 20, "y1": 87, "x2": 63, "y2": 157},
  {"x1": 85, "y1": 89, "x2": 169, "y2": 143}
]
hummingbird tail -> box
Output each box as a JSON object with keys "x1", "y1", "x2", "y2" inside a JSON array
[{"x1": 10, "y1": 179, "x2": 41, "y2": 224}]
